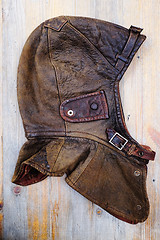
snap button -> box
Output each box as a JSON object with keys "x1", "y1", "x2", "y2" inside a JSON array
[
  {"x1": 134, "y1": 170, "x2": 141, "y2": 177},
  {"x1": 138, "y1": 151, "x2": 144, "y2": 157},
  {"x1": 136, "y1": 205, "x2": 142, "y2": 210},
  {"x1": 67, "y1": 109, "x2": 74, "y2": 116},
  {"x1": 90, "y1": 102, "x2": 98, "y2": 110}
]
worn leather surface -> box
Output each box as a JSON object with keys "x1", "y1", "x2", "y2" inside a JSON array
[{"x1": 12, "y1": 16, "x2": 155, "y2": 224}]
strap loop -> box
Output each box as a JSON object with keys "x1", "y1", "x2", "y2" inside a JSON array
[{"x1": 115, "y1": 25, "x2": 143, "y2": 72}]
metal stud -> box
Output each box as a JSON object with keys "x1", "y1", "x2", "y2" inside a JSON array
[
  {"x1": 138, "y1": 151, "x2": 144, "y2": 157},
  {"x1": 134, "y1": 170, "x2": 141, "y2": 177},
  {"x1": 136, "y1": 205, "x2": 142, "y2": 210},
  {"x1": 67, "y1": 109, "x2": 74, "y2": 116},
  {"x1": 90, "y1": 102, "x2": 98, "y2": 110}
]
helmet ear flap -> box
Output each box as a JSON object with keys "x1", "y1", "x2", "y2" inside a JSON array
[
  {"x1": 66, "y1": 143, "x2": 149, "y2": 224},
  {"x1": 12, "y1": 138, "x2": 51, "y2": 185},
  {"x1": 12, "y1": 137, "x2": 98, "y2": 186}
]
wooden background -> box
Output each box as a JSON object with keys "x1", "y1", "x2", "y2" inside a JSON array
[{"x1": 0, "y1": 0, "x2": 160, "y2": 239}]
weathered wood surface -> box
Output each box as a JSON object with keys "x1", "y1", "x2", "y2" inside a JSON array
[{"x1": 0, "y1": 0, "x2": 160, "y2": 239}]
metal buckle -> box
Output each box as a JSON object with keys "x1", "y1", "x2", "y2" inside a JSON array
[{"x1": 109, "y1": 132, "x2": 128, "y2": 150}]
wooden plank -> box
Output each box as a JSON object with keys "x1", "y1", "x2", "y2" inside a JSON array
[
  {"x1": 23, "y1": 1, "x2": 77, "y2": 239},
  {"x1": 75, "y1": 0, "x2": 96, "y2": 17},
  {"x1": 0, "y1": 0, "x2": 3, "y2": 239},
  {"x1": 2, "y1": 0, "x2": 28, "y2": 239},
  {"x1": 1, "y1": 0, "x2": 160, "y2": 239}
]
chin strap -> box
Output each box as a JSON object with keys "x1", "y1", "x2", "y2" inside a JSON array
[{"x1": 106, "y1": 128, "x2": 155, "y2": 161}]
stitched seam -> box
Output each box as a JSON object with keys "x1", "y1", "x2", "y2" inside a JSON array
[
  {"x1": 68, "y1": 144, "x2": 100, "y2": 184},
  {"x1": 27, "y1": 130, "x2": 65, "y2": 133},
  {"x1": 26, "y1": 130, "x2": 130, "y2": 154},
  {"x1": 47, "y1": 27, "x2": 66, "y2": 135},
  {"x1": 51, "y1": 139, "x2": 65, "y2": 169},
  {"x1": 62, "y1": 115, "x2": 107, "y2": 122},
  {"x1": 25, "y1": 129, "x2": 147, "y2": 165},
  {"x1": 60, "y1": 91, "x2": 109, "y2": 121},
  {"x1": 26, "y1": 133, "x2": 144, "y2": 166},
  {"x1": 99, "y1": 91, "x2": 109, "y2": 117},
  {"x1": 44, "y1": 20, "x2": 68, "y2": 31},
  {"x1": 62, "y1": 91, "x2": 101, "y2": 103},
  {"x1": 23, "y1": 162, "x2": 50, "y2": 173}
]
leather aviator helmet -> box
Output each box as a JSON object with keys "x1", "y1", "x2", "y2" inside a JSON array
[{"x1": 12, "y1": 16, "x2": 155, "y2": 224}]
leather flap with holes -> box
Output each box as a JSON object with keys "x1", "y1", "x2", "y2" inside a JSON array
[{"x1": 60, "y1": 90, "x2": 109, "y2": 122}]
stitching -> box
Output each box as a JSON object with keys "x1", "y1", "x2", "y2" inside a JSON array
[
  {"x1": 61, "y1": 114, "x2": 107, "y2": 122},
  {"x1": 62, "y1": 91, "x2": 101, "y2": 103},
  {"x1": 51, "y1": 139, "x2": 65, "y2": 168},
  {"x1": 27, "y1": 130, "x2": 65, "y2": 133},
  {"x1": 25, "y1": 130, "x2": 137, "y2": 161},
  {"x1": 66, "y1": 176, "x2": 146, "y2": 223},
  {"x1": 44, "y1": 20, "x2": 68, "y2": 31},
  {"x1": 69, "y1": 144, "x2": 100, "y2": 185},
  {"x1": 60, "y1": 90, "x2": 109, "y2": 122},
  {"x1": 47, "y1": 27, "x2": 66, "y2": 135},
  {"x1": 99, "y1": 91, "x2": 109, "y2": 117}
]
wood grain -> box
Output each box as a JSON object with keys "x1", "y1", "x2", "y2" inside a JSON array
[
  {"x1": 0, "y1": 0, "x2": 3, "y2": 238},
  {"x1": 1, "y1": 0, "x2": 160, "y2": 239}
]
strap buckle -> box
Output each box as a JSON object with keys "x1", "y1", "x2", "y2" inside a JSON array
[{"x1": 109, "y1": 132, "x2": 128, "y2": 150}]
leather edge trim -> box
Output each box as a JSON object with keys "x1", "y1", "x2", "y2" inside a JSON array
[{"x1": 65, "y1": 175, "x2": 149, "y2": 224}]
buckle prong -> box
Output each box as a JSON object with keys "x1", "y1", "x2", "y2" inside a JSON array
[{"x1": 109, "y1": 132, "x2": 128, "y2": 150}]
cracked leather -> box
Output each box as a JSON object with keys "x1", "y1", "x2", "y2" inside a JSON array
[{"x1": 12, "y1": 16, "x2": 155, "y2": 224}]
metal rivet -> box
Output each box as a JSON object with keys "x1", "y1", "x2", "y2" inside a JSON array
[
  {"x1": 134, "y1": 170, "x2": 141, "y2": 177},
  {"x1": 138, "y1": 151, "x2": 144, "y2": 157},
  {"x1": 67, "y1": 109, "x2": 74, "y2": 116},
  {"x1": 136, "y1": 205, "x2": 142, "y2": 210},
  {"x1": 90, "y1": 102, "x2": 98, "y2": 110}
]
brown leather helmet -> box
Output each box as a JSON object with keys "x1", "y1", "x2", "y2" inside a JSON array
[{"x1": 12, "y1": 16, "x2": 155, "y2": 224}]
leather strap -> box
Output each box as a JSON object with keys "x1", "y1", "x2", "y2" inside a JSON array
[
  {"x1": 115, "y1": 26, "x2": 143, "y2": 72},
  {"x1": 106, "y1": 129, "x2": 155, "y2": 161},
  {"x1": 60, "y1": 90, "x2": 109, "y2": 123}
]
